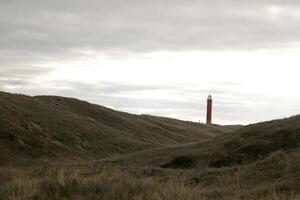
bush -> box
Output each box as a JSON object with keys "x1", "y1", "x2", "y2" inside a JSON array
[{"x1": 161, "y1": 156, "x2": 197, "y2": 169}]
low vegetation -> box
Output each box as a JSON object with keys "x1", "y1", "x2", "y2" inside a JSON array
[
  {"x1": 0, "y1": 92, "x2": 299, "y2": 199},
  {"x1": 0, "y1": 165, "x2": 299, "y2": 200},
  {"x1": 0, "y1": 91, "x2": 236, "y2": 164}
]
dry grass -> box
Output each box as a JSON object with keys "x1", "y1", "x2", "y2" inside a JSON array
[
  {"x1": 0, "y1": 166, "x2": 206, "y2": 200},
  {"x1": 0, "y1": 91, "x2": 236, "y2": 164},
  {"x1": 0, "y1": 165, "x2": 298, "y2": 200},
  {"x1": 0, "y1": 92, "x2": 299, "y2": 200}
]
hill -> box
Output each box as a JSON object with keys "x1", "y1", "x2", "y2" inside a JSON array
[
  {"x1": 103, "y1": 115, "x2": 300, "y2": 199},
  {"x1": 0, "y1": 91, "x2": 237, "y2": 164},
  {"x1": 107, "y1": 115, "x2": 300, "y2": 167},
  {"x1": 0, "y1": 91, "x2": 299, "y2": 199}
]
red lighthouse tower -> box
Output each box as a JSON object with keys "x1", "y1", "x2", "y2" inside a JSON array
[{"x1": 206, "y1": 95, "x2": 212, "y2": 124}]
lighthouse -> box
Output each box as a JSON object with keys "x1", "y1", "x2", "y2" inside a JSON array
[{"x1": 206, "y1": 95, "x2": 212, "y2": 124}]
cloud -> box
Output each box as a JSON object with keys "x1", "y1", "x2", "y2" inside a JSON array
[
  {"x1": 0, "y1": 78, "x2": 270, "y2": 124},
  {"x1": 2, "y1": 75, "x2": 300, "y2": 124},
  {"x1": 1, "y1": 0, "x2": 300, "y2": 57},
  {"x1": 1, "y1": 1, "x2": 300, "y2": 124}
]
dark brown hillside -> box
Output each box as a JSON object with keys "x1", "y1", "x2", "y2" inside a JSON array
[
  {"x1": 0, "y1": 91, "x2": 237, "y2": 164},
  {"x1": 103, "y1": 115, "x2": 300, "y2": 199},
  {"x1": 1, "y1": 91, "x2": 299, "y2": 199},
  {"x1": 108, "y1": 115, "x2": 299, "y2": 168}
]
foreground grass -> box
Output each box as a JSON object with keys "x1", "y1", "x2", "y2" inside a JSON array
[
  {"x1": 0, "y1": 167, "x2": 206, "y2": 200},
  {"x1": 0, "y1": 165, "x2": 298, "y2": 200}
]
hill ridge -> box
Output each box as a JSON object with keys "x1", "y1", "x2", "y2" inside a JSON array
[{"x1": 0, "y1": 91, "x2": 239, "y2": 164}]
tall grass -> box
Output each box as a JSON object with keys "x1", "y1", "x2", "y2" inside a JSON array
[
  {"x1": 0, "y1": 167, "x2": 206, "y2": 200},
  {"x1": 0, "y1": 166, "x2": 298, "y2": 200}
]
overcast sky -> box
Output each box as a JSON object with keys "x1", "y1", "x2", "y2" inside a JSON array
[{"x1": 1, "y1": 0, "x2": 300, "y2": 124}]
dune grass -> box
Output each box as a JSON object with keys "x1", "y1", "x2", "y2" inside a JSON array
[{"x1": 0, "y1": 165, "x2": 298, "y2": 200}]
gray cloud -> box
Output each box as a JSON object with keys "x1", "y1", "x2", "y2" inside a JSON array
[
  {"x1": 1, "y1": 0, "x2": 300, "y2": 56},
  {"x1": 3, "y1": 78, "x2": 295, "y2": 124},
  {"x1": 1, "y1": 1, "x2": 300, "y2": 124}
]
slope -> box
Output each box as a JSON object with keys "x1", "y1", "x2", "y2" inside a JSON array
[
  {"x1": 106, "y1": 115, "x2": 299, "y2": 168},
  {"x1": 103, "y1": 115, "x2": 300, "y2": 199},
  {"x1": 0, "y1": 91, "x2": 238, "y2": 164}
]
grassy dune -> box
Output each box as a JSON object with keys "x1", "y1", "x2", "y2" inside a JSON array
[
  {"x1": 0, "y1": 92, "x2": 299, "y2": 199},
  {"x1": 0, "y1": 91, "x2": 236, "y2": 164},
  {"x1": 1, "y1": 165, "x2": 299, "y2": 200}
]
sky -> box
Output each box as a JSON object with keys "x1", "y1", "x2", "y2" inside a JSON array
[{"x1": 1, "y1": 0, "x2": 300, "y2": 125}]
